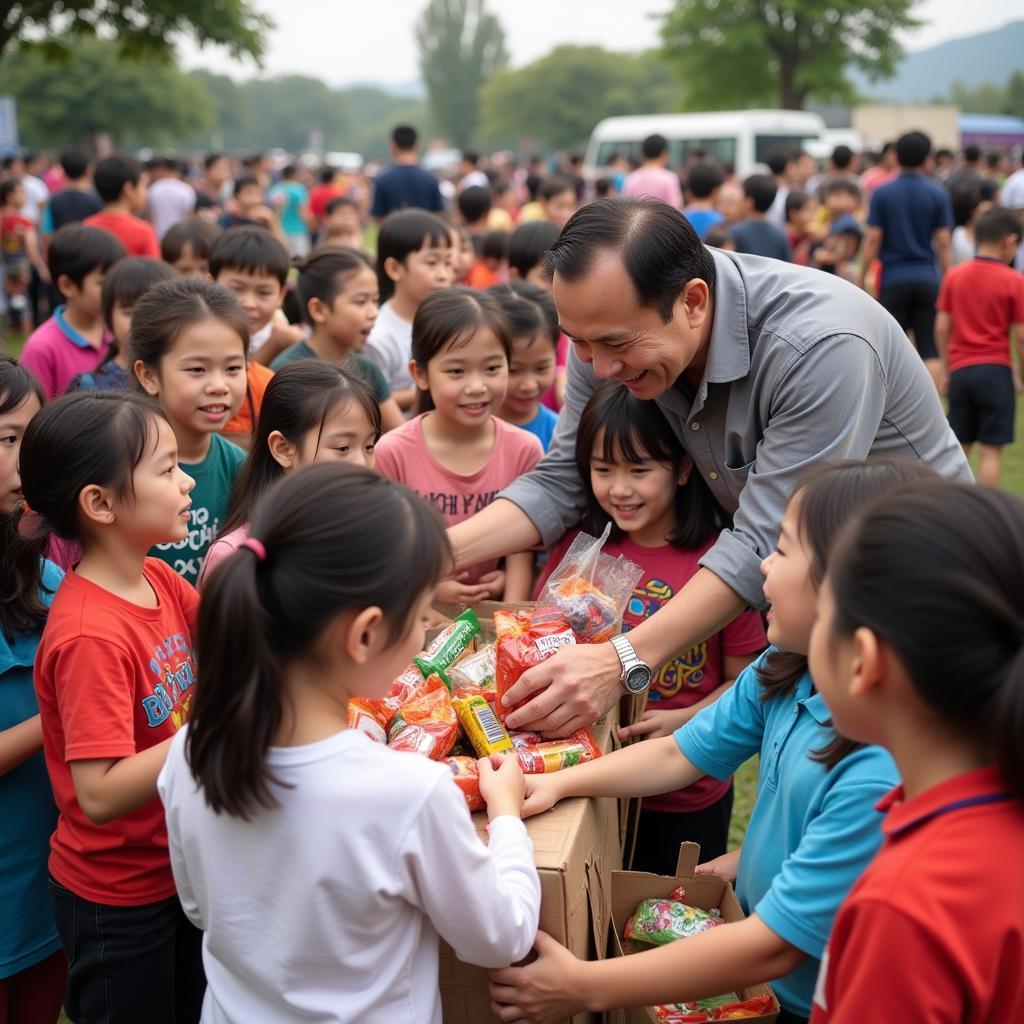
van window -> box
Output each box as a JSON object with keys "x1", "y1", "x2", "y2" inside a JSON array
[
  {"x1": 754, "y1": 134, "x2": 819, "y2": 164},
  {"x1": 595, "y1": 137, "x2": 736, "y2": 169}
]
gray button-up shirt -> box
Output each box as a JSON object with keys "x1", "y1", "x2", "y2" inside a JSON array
[{"x1": 501, "y1": 248, "x2": 972, "y2": 608}]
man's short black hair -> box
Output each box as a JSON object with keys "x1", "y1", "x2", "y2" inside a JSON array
[
  {"x1": 204, "y1": 152, "x2": 227, "y2": 171},
  {"x1": 392, "y1": 125, "x2": 417, "y2": 150},
  {"x1": 594, "y1": 176, "x2": 613, "y2": 198},
  {"x1": 785, "y1": 191, "x2": 810, "y2": 219},
  {"x1": 974, "y1": 206, "x2": 1023, "y2": 246},
  {"x1": 319, "y1": 166, "x2": 336, "y2": 184},
  {"x1": 233, "y1": 175, "x2": 261, "y2": 198},
  {"x1": 543, "y1": 198, "x2": 716, "y2": 323},
  {"x1": 457, "y1": 185, "x2": 491, "y2": 224},
  {"x1": 896, "y1": 131, "x2": 931, "y2": 169},
  {"x1": 935, "y1": 148, "x2": 954, "y2": 162},
  {"x1": 764, "y1": 148, "x2": 790, "y2": 176},
  {"x1": 462, "y1": 150, "x2": 480, "y2": 166},
  {"x1": 821, "y1": 178, "x2": 861, "y2": 202},
  {"x1": 641, "y1": 134, "x2": 668, "y2": 160},
  {"x1": 508, "y1": 220, "x2": 559, "y2": 278},
  {"x1": 93, "y1": 155, "x2": 143, "y2": 203},
  {"x1": 47, "y1": 225, "x2": 126, "y2": 288},
  {"x1": 687, "y1": 162, "x2": 724, "y2": 200},
  {"x1": 325, "y1": 196, "x2": 358, "y2": 216},
  {"x1": 743, "y1": 174, "x2": 778, "y2": 213},
  {"x1": 963, "y1": 144, "x2": 981, "y2": 163},
  {"x1": 210, "y1": 226, "x2": 290, "y2": 285},
  {"x1": 830, "y1": 144, "x2": 854, "y2": 171},
  {"x1": 59, "y1": 150, "x2": 89, "y2": 180}
]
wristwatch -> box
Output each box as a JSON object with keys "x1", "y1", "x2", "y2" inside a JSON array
[{"x1": 610, "y1": 634, "x2": 653, "y2": 694}]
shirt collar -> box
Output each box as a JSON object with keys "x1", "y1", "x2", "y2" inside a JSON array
[
  {"x1": 703, "y1": 248, "x2": 752, "y2": 386},
  {"x1": 54, "y1": 305, "x2": 101, "y2": 350},
  {"x1": 878, "y1": 765, "x2": 1009, "y2": 837},
  {"x1": 790, "y1": 669, "x2": 833, "y2": 725}
]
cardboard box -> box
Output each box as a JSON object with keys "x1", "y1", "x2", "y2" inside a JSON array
[
  {"x1": 440, "y1": 713, "x2": 621, "y2": 1024},
  {"x1": 608, "y1": 844, "x2": 780, "y2": 1024}
]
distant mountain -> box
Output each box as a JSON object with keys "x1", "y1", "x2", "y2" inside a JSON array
[
  {"x1": 855, "y1": 20, "x2": 1024, "y2": 102},
  {"x1": 340, "y1": 79, "x2": 426, "y2": 100}
]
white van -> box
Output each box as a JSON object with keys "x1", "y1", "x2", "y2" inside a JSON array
[{"x1": 584, "y1": 110, "x2": 827, "y2": 179}]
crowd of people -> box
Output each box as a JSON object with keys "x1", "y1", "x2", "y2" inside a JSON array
[{"x1": 0, "y1": 119, "x2": 1022, "y2": 1024}]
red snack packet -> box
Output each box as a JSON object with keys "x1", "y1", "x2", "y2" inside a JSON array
[
  {"x1": 348, "y1": 698, "x2": 390, "y2": 744},
  {"x1": 387, "y1": 674, "x2": 459, "y2": 761},
  {"x1": 443, "y1": 755, "x2": 485, "y2": 812},
  {"x1": 494, "y1": 607, "x2": 576, "y2": 723},
  {"x1": 510, "y1": 726, "x2": 602, "y2": 773},
  {"x1": 710, "y1": 996, "x2": 775, "y2": 1019}
]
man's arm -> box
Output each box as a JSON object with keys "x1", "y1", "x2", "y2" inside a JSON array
[
  {"x1": 858, "y1": 227, "x2": 882, "y2": 290},
  {"x1": 933, "y1": 227, "x2": 952, "y2": 276}
]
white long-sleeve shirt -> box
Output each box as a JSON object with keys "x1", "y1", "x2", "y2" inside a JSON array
[{"x1": 158, "y1": 726, "x2": 540, "y2": 1023}]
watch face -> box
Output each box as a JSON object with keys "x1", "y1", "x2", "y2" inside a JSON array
[{"x1": 625, "y1": 664, "x2": 653, "y2": 694}]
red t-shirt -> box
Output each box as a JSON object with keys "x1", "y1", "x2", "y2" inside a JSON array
[
  {"x1": 936, "y1": 257, "x2": 1024, "y2": 372},
  {"x1": 84, "y1": 210, "x2": 160, "y2": 258},
  {"x1": 811, "y1": 766, "x2": 1024, "y2": 1023},
  {"x1": 1, "y1": 211, "x2": 33, "y2": 257},
  {"x1": 309, "y1": 182, "x2": 345, "y2": 223},
  {"x1": 34, "y1": 559, "x2": 199, "y2": 905},
  {"x1": 536, "y1": 532, "x2": 766, "y2": 812}
]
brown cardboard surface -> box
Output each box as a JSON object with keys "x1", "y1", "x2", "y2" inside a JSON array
[
  {"x1": 607, "y1": 844, "x2": 780, "y2": 1024},
  {"x1": 440, "y1": 714, "x2": 621, "y2": 1024}
]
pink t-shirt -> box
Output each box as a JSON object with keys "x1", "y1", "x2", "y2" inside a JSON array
[
  {"x1": 537, "y1": 531, "x2": 767, "y2": 813},
  {"x1": 622, "y1": 167, "x2": 683, "y2": 208},
  {"x1": 374, "y1": 414, "x2": 543, "y2": 584},
  {"x1": 20, "y1": 308, "x2": 112, "y2": 398},
  {"x1": 541, "y1": 333, "x2": 570, "y2": 413},
  {"x1": 197, "y1": 524, "x2": 250, "y2": 589}
]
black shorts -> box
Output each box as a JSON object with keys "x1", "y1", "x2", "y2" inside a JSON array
[
  {"x1": 947, "y1": 364, "x2": 1016, "y2": 446},
  {"x1": 879, "y1": 279, "x2": 940, "y2": 360}
]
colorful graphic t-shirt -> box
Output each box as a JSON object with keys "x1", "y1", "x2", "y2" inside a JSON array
[
  {"x1": 538, "y1": 532, "x2": 767, "y2": 812},
  {"x1": 150, "y1": 433, "x2": 246, "y2": 586},
  {"x1": 33, "y1": 558, "x2": 198, "y2": 904}
]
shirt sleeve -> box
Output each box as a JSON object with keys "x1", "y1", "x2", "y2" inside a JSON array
[
  {"x1": 935, "y1": 274, "x2": 953, "y2": 313},
  {"x1": 721, "y1": 607, "x2": 767, "y2": 658},
  {"x1": 700, "y1": 333, "x2": 890, "y2": 608},
  {"x1": 1013, "y1": 279, "x2": 1024, "y2": 325},
  {"x1": 372, "y1": 433, "x2": 405, "y2": 484},
  {"x1": 935, "y1": 188, "x2": 954, "y2": 231},
  {"x1": 141, "y1": 223, "x2": 160, "y2": 258},
  {"x1": 866, "y1": 189, "x2": 884, "y2": 229},
  {"x1": 675, "y1": 658, "x2": 766, "y2": 778},
  {"x1": 398, "y1": 775, "x2": 541, "y2": 968},
  {"x1": 41, "y1": 204, "x2": 54, "y2": 234},
  {"x1": 356, "y1": 356, "x2": 391, "y2": 403}
]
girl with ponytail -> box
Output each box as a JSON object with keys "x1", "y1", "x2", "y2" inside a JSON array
[
  {"x1": 159, "y1": 463, "x2": 540, "y2": 1023},
  {"x1": 808, "y1": 481, "x2": 1024, "y2": 1023}
]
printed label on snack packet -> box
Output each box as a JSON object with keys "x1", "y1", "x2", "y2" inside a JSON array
[{"x1": 534, "y1": 629, "x2": 576, "y2": 656}]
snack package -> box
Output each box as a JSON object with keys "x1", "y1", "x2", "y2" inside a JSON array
[
  {"x1": 387, "y1": 674, "x2": 459, "y2": 760},
  {"x1": 510, "y1": 727, "x2": 602, "y2": 774},
  {"x1": 447, "y1": 643, "x2": 496, "y2": 702},
  {"x1": 443, "y1": 755, "x2": 485, "y2": 812},
  {"x1": 494, "y1": 607, "x2": 576, "y2": 722},
  {"x1": 347, "y1": 699, "x2": 390, "y2": 744},
  {"x1": 538, "y1": 523, "x2": 643, "y2": 643},
  {"x1": 650, "y1": 994, "x2": 740, "y2": 1023},
  {"x1": 453, "y1": 694, "x2": 512, "y2": 757},
  {"x1": 624, "y1": 897, "x2": 722, "y2": 947},
  {"x1": 414, "y1": 609, "x2": 481, "y2": 686}
]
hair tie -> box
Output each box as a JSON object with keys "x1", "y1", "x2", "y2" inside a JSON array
[
  {"x1": 16, "y1": 506, "x2": 48, "y2": 541},
  {"x1": 240, "y1": 537, "x2": 267, "y2": 562}
]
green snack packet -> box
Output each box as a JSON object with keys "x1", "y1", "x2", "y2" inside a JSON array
[
  {"x1": 623, "y1": 897, "x2": 722, "y2": 946},
  {"x1": 414, "y1": 609, "x2": 481, "y2": 687}
]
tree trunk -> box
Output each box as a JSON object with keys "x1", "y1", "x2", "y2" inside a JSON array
[{"x1": 778, "y1": 53, "x2": 805, "y2": 109}]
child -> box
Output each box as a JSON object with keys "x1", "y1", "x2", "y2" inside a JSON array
[
  {"x1": 703, "y1": 223, "x2": 736, "y2": 251},
  {"x1": 39, "y1": 150, "x2": 102, "y2": 236},
  {"x1": 784, "y1": 192, "x2": 815, "y2": 266},
  {"x1": 19, "y1": 225, "x2": 125, "y2": 398},
  {"x1": 161, "y1": 217, "x2": 221, "y2": 278},
  {"x1": 218, "y1": 175, "x2": 283, "y2": 242},
  {"x1": 318, "y1": 196, "x2": 364, "y2": 250},
  {"x1": 365, "y1": 209, "x2": 453, "y2": 413},
  {"x1": 374, "y1": 287, "x2": 542, "y2": 604},
  {"x1": 200, "y1": 360, "x2": 381, "y2": 584},
  {"x1": 131, "y1": 278, "x2": 249, "y2": 586},
  {"x1": 935, "y1": 206, "x2": 1024, "y2": 488},
  {"x1": 489, "y1": 281, "x2": 560, "y2": 450},
  {"x1": 810, "y1": 215, "x2": 863, "y2": 282},
  {"x1": 269, "y1": 247, "x2": 403, "y2": 432},
  {"x1": 731, "y1": 174, "x2": 792, "y2": 261},
  {"x1": 83, "y1": 154, "x2": 160, "y2": 258},
  {"x1": 0, "y1": 358, "x2": 66, "y2": 1024},
  {"x1": 69, "y1": 257, "x2": 176, "y2": 391},
  {"x1": 465, "y1": 229, "x2": 508, "y2": 290},
  {"x1": 159, "y1": 463, "x2": 540, "y2": 1022},
  {"x1": 682, "y1": 162, "x2": 725, "y2": 240},
  {"x1": 266, "y1": 163, "x2": 310, "y2": 258},
  {"x1": 1, "y1": 179, "x2": 48, "y2": 332},
  {"x1": 540, "y1": 382, "x2": 767, "y2": 872},
  {"x1": 808, "y1": 482, "x2": 1024, "y2": 1023},
  {"x1": 457, "y1": 185, "x2": 493, "y2": 249},
  {"x1": 19, "y1": 391, "x2": 203, "y2": 1024},
  {"x1": 449, "y1": 222, "x2": 475, "y2": 284},
  {"x1": 537, "y1": 175, "x2": 578, "y2": 228},
  {"x1": 490, "y1": 461, "x2": 933, "y2": 1024}
]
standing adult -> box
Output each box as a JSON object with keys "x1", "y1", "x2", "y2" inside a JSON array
[
  {"x1": 448, "y1": 198, "x2": 970, "y2": 737},
  {"x1": 267, "y1": 164, "x2": 311, "y2": 258},
  {"x1": 370, "y1": 125, "x2": 445, "y2": 222},
  {"x1": 193, "y1": 153, "x2": 233, "y2": 223},
  {"x1": 622, "y1": 135, "x2": 683, "y2": 209},
  {"x1": 858, "y1": 131, "x2": 953, "y2": 392},
  {"x1": 147, "y1": 157, "x2": 197, "y2": 240}
]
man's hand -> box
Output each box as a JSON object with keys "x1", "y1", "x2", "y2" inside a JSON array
[
  {"x1": 502, "y1": 641, "x2": 621, "y2": 737},
  {"x1": 489, "y1": 931, "x2": 591, "y2": 1024}
]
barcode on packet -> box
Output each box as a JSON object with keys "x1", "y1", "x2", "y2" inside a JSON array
[{"x1": 474, "y1": 703, "x2": 507, "y2": 746}]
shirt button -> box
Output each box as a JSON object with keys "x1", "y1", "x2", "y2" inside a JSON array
[
  {"x1": 691, "y1": 421, "x2": 701, "y2": 431},
  {"x1": 709, "y1": 471, "x2": 719, "y2": 481}
]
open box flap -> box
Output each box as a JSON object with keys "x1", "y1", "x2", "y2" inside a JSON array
[{"x1": 675, "y1": 842, "x2": 701, "y2": 879}]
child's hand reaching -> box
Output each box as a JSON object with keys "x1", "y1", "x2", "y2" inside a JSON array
[
  {"x1": 478, "y1": 754, "x2": 525, "y2": 822},
  {"x1": 436, "y1": 573, "x2": 492, "y2": 607},
  {"x1": 617, "y1": 707, "x2": 693, "y2": 742},
  {"x1": 694, "y1": 847, "x2": 741, "y2": 884},
  {"x1": 520, "y1": 772, "x2": 561, "y2": 819},
  {"x1": 477, "y1": 569, "x2": 506, "y2": 600}
]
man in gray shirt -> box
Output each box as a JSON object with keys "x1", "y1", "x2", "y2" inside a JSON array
[{"x1": 449, "y1": 199, "x2": 970, "y2": 737}]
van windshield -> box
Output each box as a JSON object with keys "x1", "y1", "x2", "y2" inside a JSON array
[{"x1": 754, "y1": 134, "x2": 820, "y2": 163}]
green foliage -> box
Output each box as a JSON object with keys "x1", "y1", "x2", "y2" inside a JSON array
[
  {"x1": 659, "y1": 0, "x2": 920, "y2": 110},
  {"x1": 478, "y1": 46, "x2": 681, "y2": 151},
  {"x1": 239, "y1": 76, "x2": 351, "y2": 153},
  {"x1": 415, "y1": 0, "x2": 508, "y2": 147},
  {"x1": 1003, "y1": 71, "x2": 1024, "y2": 119},
  {"x1": 939, "y1": 71, "x2": 1024, "y2": 119}
]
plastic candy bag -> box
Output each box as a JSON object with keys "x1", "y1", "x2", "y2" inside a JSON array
[
  {"x1": 443, "y1": 755, "x2": 485, "y2": 812},
  {"x1": 650, "y1": 995, "x2": 776, "y2": 1021},
  {"x1": 510, "y1": 727, "x2": 602, "y2": 774},
  {"x1": 387, "y1": 674, "x2": 459, "y2": 760},
  {"x1": 494, "y1": 607, "x2": 576, "y2": 722},
  {"x1": 538, "y1": 523, "x2": 643, "y2": 643},
  {"x1": 447, "y1": 643, "x2": 496, "y2": 702},
  {"x1": 348, "y1": 699, "x2": 390, "y2": 744},
  {"x1": 624, "y1": 897, "x2": 722, "y2": 947},
  {"x1": 414, "y1": 609, "x2": 481, "y2": 686}
]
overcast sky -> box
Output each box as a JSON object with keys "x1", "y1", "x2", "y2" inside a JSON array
[{"x1": 177, "y1": 0, "x2": 1021, "y2": 87}]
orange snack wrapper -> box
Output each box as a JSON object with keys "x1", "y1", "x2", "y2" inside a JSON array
[
  {"x1": 387, "y1": 673, "x2": 459, "y2": 761},
  {"x1": 443, "y1": 755, "x2": 485, "y2": 812},
  {"x1": 494, "y1": 607, "x2": 576, "y2": 723}
]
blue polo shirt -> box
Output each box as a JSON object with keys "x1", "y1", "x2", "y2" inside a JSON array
[
  {"x1": 519, "y1": 404, "x2": 558, "y2": 452},
  {"x1": 371, "y1": 164, "x2": 445, "y2": 219},
  {"x1": 867, "y1": 171, "x2": 954, "y2": 287},
  {"x1": 676, "y1": 651, "x2": 898, "y2": 1017}
]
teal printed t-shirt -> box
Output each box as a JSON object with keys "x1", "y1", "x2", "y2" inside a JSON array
[
  {"x1": 270, "y1": 339, "x2": 392, "y2": 404},
  {"x1": 150, "y1": 433, "x2": 245, "y2": 586}
]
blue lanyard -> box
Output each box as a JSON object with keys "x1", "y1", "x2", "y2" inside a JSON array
[{"x1": 889, "y1": 791, "x2": 1013, "y2": 838}]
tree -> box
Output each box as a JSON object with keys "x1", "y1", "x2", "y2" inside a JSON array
[
  {"x1": 1005, "y1": 70, "x2": 1024, "y2": 119},
  {"x1": 478, "y1": 46, "x2": 680, "y2": 151},
  {"x1": 659, "y1": 0, "x2": 920, "y2": 110},
  {"x1": 415, "y1": 0, "x2": 508, "y2": 147},
  {"x1": 0, "y1": 0, "x2": 270, "y2": 62},
  {"x1": 240, "y1": 76, "x2": 351, "y2": 153},
  {"x1": 946, "y1": 80, "x2": 1009, "y2": 116}
]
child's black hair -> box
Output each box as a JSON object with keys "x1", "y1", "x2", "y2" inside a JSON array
[
  {"x1": 574, "y1": 380, "x2": 728, "y2": 552},
  {"x1": 92, "y1": 155, "x2": 143, "y2": 204},
  {"x1": 0, "y1": 357, "x2": 48, "y2": 639},
  {"x1": 19, "y1": 391, "x2": 166, "y2": 543},
  {"x1": 687, "y1": 162, "x2": 724, "y2": 200},
  {"x1": 162, "y1": 218, "x2": 222, "y2": 267},
  {"x1": 209, "y1": 226, "x2": 290, "y2": 286},
  {"x1": 508, "y1": 220, "x2": 559, "y2": 280},
  {"x1": 47, "y1": 225, "x2": 126, "y2": 289},
  {"x1": 974, "y1": 206, "x2": 1023, "y2": 246},
  {"x1": 376, "y1": 209, "x2": 450, "y2": 303},
  {"x1": 480, "y1": 229, "x2": 509, "y2": 263},
  {"x1": 187, "y1": 463, "x2": 450, "y2": 818},
  {"x1": 742, "y1": 174, "x2": 777, "y2": 214},
  {"x1": 821, "y1": 178, "x2": 861, "y2": 203},
  {"x1": 457, "y1": 185, "x2": 492, "y2": 225},
  {"x1": 59, "y1": 150, "x2": 89, "y2": 180},
  {"x1": 325, "y1": 196, "x2": 358, "y2": 216},
  {"x1": 539, "y1": 176, "x2": 575, "y2": 202},
  {"x1": 411, "y1": 287, "x2": 512, "y2": 414},
  {"x1": 0, "y1": 179, "x2": 21, "y2": 206},
  {"x1": 296, "y1": 246, "x2": 376, "y2": 326},
  {"x1": 703, "y1": 224, "x2": 733, "y2": 249},
  {"x1": 828, "y1": 482, "x2": 1024, "y2": 801},
  {"x1": 784, "y1": 192, "x2": 810, "y2": 221},
  {"x1": 233, "y1": 175, "x2": 261, "y2": 198},
  {"x1": 223, "y1": 360, "x2": 381, "y2": 535},
  {"x1": 96, "y1": 258, "x2": 176, "y2": 372},
  {"x1": 487, "y1": 280, "x2": 559, "y2": 348}
]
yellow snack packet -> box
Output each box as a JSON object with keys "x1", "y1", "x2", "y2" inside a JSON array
[{"x1": 453, "y1": 694, "x2": 513, "y2": 757}]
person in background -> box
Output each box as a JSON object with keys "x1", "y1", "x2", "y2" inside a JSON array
[
  {"x1": 0, "y1": 179, "x2": 49, "y2": 332},
  {"x1": 764, "y1": 148, "x2": 792, "y2": 229},
  {"x1": 947, "y1": 144, "x2": 985, "y2": 195},
  {"x1": 40, "y1": 151, "x2": 102, "y2": 238},
  {"x1": 193, "y1": 153, "x2": 232, "y2": 223},
  {"x1": 465, "y1": 230, "x2": 508, "y2": 290},
  {"x1": 457, "y1": 185, "x2": 493, "y2": 251},
  {"x1": 703, "y1": 223, "x2": 736, "y2": 251},
  {"x1": 371, "y1": 125, "x2": 445, "y2": 222},
  {"x1": 784, "y1": 193, "x2": 815, "y2": 267},
  {"x1": 267, "y1": 164, "x2": 311, "y2": 259},
  {"x1": 810, "y1": 215, "x2": 863, "y2": 283},
  {"x1": 458, "y1": 150, "x2": 489, "y2": 191},
  {"x1": 949, "y1": 183, "x2": 985, "y2": 265},
  {"x1": 161, "y1": 218, "x2": 220, "y2": 279},
  {"x1": 622, "y1": 134, "x2": 683, "y2": 209},
  {"x1": 715, "y1": 178, "x2": 745, "y2": 227},
  {"x1": 218, "y1": 177, "x2": 284, "y2": 245},
  {"x1": 308, "y1": 166, "x2": 345, "y2": 234},
  {"x1": 84, "y1": 155, "x2": 159, "y2": 258},
  {"x1": 933, "y1": 147, "x2": 955, "y2": 181},
  {"x1": 682, "y1": 162, "x2": 725, "y2": 240},
  {"x1": 448, "y1": 222, "x2": 475, "y2": 284},
  {"x1": 147, "y1": 157, "x2": 196, "y2": 241},
  {"x1": 536, "y1": 176, "x2": 578, "y2": 230},
  {"x1": 488, "y1": 181, "x2": 517, "y2": 230},
  {"x1": 594, "y1": 177, "x2": 614, "y2": 199},
  {"x1": 318, "y1": 197, "x2": 364, "y2": 250},
  {"x1": 860, "y1": 142, "x2": 899, "y2": 200},
  {"x1": 731, "y1": 175, "x2": 792, "y2": 261}
]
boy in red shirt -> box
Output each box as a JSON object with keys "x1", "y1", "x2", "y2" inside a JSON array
[
  {"x1": 0, "y1": 178, "x2": 48, "y2": 331},
  {"x1": 935, "y1": 206, "x2": 1024, "y2": 487},
  {"x1": 84, "y1": 154, "x2": 160, "y2": 258}
]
